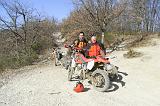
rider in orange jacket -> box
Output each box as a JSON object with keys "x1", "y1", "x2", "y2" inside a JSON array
[{"x1": 85, "y1": 35, "x2": 105, "y2": 58}]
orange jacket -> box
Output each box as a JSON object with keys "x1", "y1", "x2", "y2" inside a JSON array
[
  {"x1": 87, "y1": 43, "x2": 102, "y2": 57},
  {"x1": 74, "y1": 39, "x2": 87, "y2": 49},
  {"x1": 78, "y1": 41, "x2": 87, "y2": 48}
]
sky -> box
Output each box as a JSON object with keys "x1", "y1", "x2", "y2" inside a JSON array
[
  {"x1": 26, "y1": 0, "x2": 74, "y2": 21},
  {"x1": 0, "y1": 0, "x2": 74, "y2": 24}
]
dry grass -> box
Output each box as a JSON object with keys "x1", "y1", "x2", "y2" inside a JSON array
[
  {"x1": 123, "y1": 49, "x2": 143, "y2": 58},
  {"x1": 133, "y1": 33, "x2": 160, "y2": 48}
]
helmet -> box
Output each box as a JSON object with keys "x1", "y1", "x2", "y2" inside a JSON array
[{"x1": 74, "y1": 81, "x2": 84, "y2": 93}]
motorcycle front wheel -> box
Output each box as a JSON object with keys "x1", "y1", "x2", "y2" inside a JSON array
[{"x1": 91, "y1": 69, "x2": 110, "y2": 92}]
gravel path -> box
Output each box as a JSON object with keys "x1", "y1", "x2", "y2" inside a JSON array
[{"x1": 0, "y1": 38, "x2": 160, "y2": 106}]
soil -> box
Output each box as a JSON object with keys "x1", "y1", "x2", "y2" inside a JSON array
[{"x1": 0, "y1": 38, "x2": 160, "y2": 106}]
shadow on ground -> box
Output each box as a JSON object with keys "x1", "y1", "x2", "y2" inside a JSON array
[
  {"x1": 107, "y1": 71, "x2": 128, "y2": 92},
  {"x1": 69, "y1": 71, "x2": 128, "y2": 93}
]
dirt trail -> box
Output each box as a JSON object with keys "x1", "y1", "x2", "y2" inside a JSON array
[{"x1": 0, "y1": 38, "x2": 160, "y2": 106}]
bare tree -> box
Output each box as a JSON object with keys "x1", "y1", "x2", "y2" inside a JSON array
[
  {"x1": 0, "y1": 0, "x2": 58, "y2": 68},
  {"x1": 0, "y1": 0, "x2": 34, "y2": 52},
  {"x1": 109, "y1": 0, "x2": 160, "y2": 33},
  {"x1": 130, "y1": 0, "x2": 160, "y2": 32},
  {"x1": 72, "y1": 0, "x2": 127, "y2": 32}
]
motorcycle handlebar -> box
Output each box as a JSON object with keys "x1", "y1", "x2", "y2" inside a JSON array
[{"x1": 64, "y1": 44, "x2": 83, "y2": 51}]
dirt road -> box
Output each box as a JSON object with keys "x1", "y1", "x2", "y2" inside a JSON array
[{"x1": 0, "y1": 38, "x2": 160, "y2": 106}]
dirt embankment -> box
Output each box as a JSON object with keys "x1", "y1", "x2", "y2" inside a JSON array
[{"x1": 0, "y1": 38, "x2": 160, "y2": 106}]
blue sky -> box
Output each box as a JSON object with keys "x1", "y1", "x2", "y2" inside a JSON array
[
  {"x1": 27, "y1": 0, "x2": 74, "y2": 21},
  {"x1": 0, "y1": 0, "x2": 74, "y2": 23}
]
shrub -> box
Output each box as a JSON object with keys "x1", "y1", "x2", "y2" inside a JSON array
[
  {"x1": 123, "y1": 49, "x2": 143, "y2": 58},
  {"x1": 158, "y1": 32, "x2": 160, "y2": 37},
  {"x1": 0, "y1": 49, "x2": 38, "y2": 71},
  {"x1": 31, "y1": 42, "x2": 43, "y2": 54},
  {"x1": 0, "y1": 62, "x2": 5, "y2": 72}
]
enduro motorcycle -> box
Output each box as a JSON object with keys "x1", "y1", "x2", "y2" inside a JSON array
[
  {"x1": 65, "y1": 45, "x2": 118, "y2": 92},
  {"x1": 53, "y1": 47, "x2": 63, "y2": 66},
  {"x1": 53, "y1": 47, "x2": 70, "y2": 69}
]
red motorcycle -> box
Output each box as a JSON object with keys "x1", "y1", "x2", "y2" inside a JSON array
[{"x1": 65, "y1": 44, "x2": 118, "y2": 92}]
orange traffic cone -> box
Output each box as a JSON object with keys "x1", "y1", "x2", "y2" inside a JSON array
[{"x1": 74, "y1": 81, "x2": 84, "y2": 93}]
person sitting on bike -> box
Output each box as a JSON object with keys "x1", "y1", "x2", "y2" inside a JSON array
[
  {"x1": 85, "y1": 35, "x2": 105, "y2": 58},
  {"x1": 73, "y1": 32, "x2": 88, "y2": 49}
]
